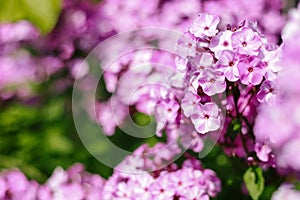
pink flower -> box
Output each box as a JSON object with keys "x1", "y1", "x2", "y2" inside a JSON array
[
  {"x1": 180, "y1": 185, "x2": 209, "y2": 200},
  {"x1": 216, "y1": 50, "x2": 240, "y2": 82},
  {"x1": 176, "y1": 32, "x2": 199, "y2": 57},
  {"x1": 115, "y1": 181, "x2": 134, "y2": 199},
  {"x1": 257, "y1": 80, "x2": 278, "y2": 105},
  {"x1": 180, "y1": 123, "x2": 204, "y2": 152},
  {"x1": 210, "y1": 30, "x2": 234, "y2": 59},
  {"x1": 96, "y1": 97, "x2": 128, "y2": 136},
  {"x1": 231, "y1": 27, "x2": 262, "y2": 55},
  {"x1": 190, "y1": 52, "x2": 214, "y2": 70},
  {"x1": 197, "y1": 69, "x2": 226, "y2": 96},
  {"x1": 254, "y1": 142, "x2": 272, "y2": 162},
  {"x1": 181, "y1": 92, "x2": 201, "y2": 117},
  {"x1": 132, "y1": 174, "x2": 154, "y2": 200},
  {"x1": 155, "y1": 99, "x2": 179, "y2": 122},
  {"x1": 150, "y1": 175, "x2": 175, "y2": 200},
  {"x1": 5, "y1": 170, "x2": 28, "y2": 194},
  {"x1": 238, "y1": 56, "x2": 265, "y2": 85},
  {"x1": 191, "y1": 102, "x2": 221, "y2": 134},
  {"x1": 168, "y1": 170, "x2": 193, "y2": 196},
  {"x1": 155, "y1": 99, "x2": 180, "y2": 136},
  {"x1": 61, "y1": 183, "x2": 84, "y2": 200},
  {"x1": 189, "y1": 13, "x2": 220, "y2": 37},
  {"x1": 261, "y1": 46, "x2": 282, "y2": 81},
  {"x1": 272, "y1": 184, "x2": 300, "y2": 200}
]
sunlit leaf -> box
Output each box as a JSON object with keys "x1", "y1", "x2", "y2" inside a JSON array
[
  {"x1": 0, "y1": 0, "x2": 62, "y2": 34},
  {"x1": 244, "y1": 166, "x2": 265, "y2": 200}
]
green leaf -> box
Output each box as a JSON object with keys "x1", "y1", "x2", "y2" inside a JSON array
[
  {"x1": 132, "y1": 112, "x2": 151, "y2": 127},
  {"x1": 0, "y1": 0, "x2": 25, "y2": 22},
  {"x1": 0, "y1": 0, "x2": 62, "y2": 34},
  {"x1": 244, "y1": 166, "x2": 265, "y2": 200},
  {"x1": 295, "y1": 182, "x2": 300, "y2": 191},
  {"x1": 233, "y1": 122, "x2": 241, "y2": 131}
]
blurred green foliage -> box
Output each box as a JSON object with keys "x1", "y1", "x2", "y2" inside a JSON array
[
  {"x1": 0, "y1": 0, "x2": 62, "y2": 34},
  {"x1": 0, "y1": 80, "x2": 114, "y2": 182}
]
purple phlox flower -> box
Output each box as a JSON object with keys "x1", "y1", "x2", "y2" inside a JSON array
[
  {"x1": 257, "y1": 80, "x2": 279, "y2": 105},
  {"x1": 175, "y1": 56, "x2": 188, "y2": 72},
  {"x1": 96, "y1": 98, "x2": 128, "y2": 136},
  {"x1": 210, "y1": 30, "x2": 234, "y2": 59},
  {"x1": 181, "y1": 92, "x2": 201, "y2": 117},
  {"x1": 132, "y1": 174, "x2": 154, "y2": 200},
  {"x1": 61, "y1": 183, "x2": 85, "y2": 200},
  {"x1": 118, "y1": 155, "x2": 145, "y2": 174},
  {"x1": 180, "y1": 185, "x2": 209, "y2": 200},
  {"x1": 115, "y1": 181, "x2": 134, "y2": 199},
  {"x1": 190, "y1": 102, "x2": 221, "y2": 134},
  {"x1": 238, "y1": 56, "x2": 266, "y2": 85},
  {"x1": 182, "y1": 158, "x2": 202, "y2": 170},
  {"x1": 116, "y1": 71, "x2": 150, "y2": 106},
  {"x1": 179, "y1": 122, "x2": 204, "y2": 152},
  {"x1": 5, "y1": 170, "x2": 29, "y2": 194},
  {"x1": 201, "y1": 169, "x2": 222, "y2": 197},
  {"x1": 150, "y1": 175, "x2": 175, "y2": 200},
  {"x1": 152, "y1": 142, "x2": 181, "y2": 166},
  {"x1": 261, "y1": 46, "x2": 282, "y2": 81},
  {"x1": 129, "y1": 50, "x2": 153, "y2": 75},
  {"x1": 155, "y1": 99, "x2": 180, "y2": 136},
  {"x1": 216, "y1": 50, "x2": 240, "y2": 82},
  {"x1": 168, "y1": 170, "x2": 194, "y2": 196},
  {"x1": 231, "y1": 27, "x2": 263, "y2": 55},
  {"x1": 46, "y1": 167, "x2": 68, "y2": 190},
  {"x1": 190, "y1": 52, "x2": 214, "y2": 71},
  {"x1": 189, "y1": 13, "x2": 220, "y2": 38},
  {"x1": 176, "y1": 32, "x2": 199, "y2": 58},
  {"x1": 135, "y1": 85, "x2": 170, "y2": 115},
  {"x1": 254, "y1": 142, "x2": 272, "y2": 162},
  {"x1": 196, "y1": 69, "x2": 226, "y2": 96}
]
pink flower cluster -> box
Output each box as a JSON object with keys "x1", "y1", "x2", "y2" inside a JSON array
[
  {"x1": 103, "y1": 144, "x2": 221, "y2": 200},
  {"x1": 176, "y1": 13, "x2": 282, "y2": 161},
  {"x1": 98, "y1": 12, "x2": 283, "y2": 166},
  {"x1": 0, "y1": 21, "x2": 41, "y2": 99},
  {"x1": 201, "y1": 0, "x2": 285, "y2": 43},
  {"x1": 0, "y1": 164, "x2": 105, "y2": 200},
  {"x1": 99, "y1": 0, "x2": 284, "y2": 42},
  {"x1": 96, "y1": 0, "x2": 284, "y2": 140},
  {"x1": 0, "y1": 144, "x2": 221, "y2": 200},
  {"x1": 0, "y1": 0, "x2": 285, "y2": 100}
]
